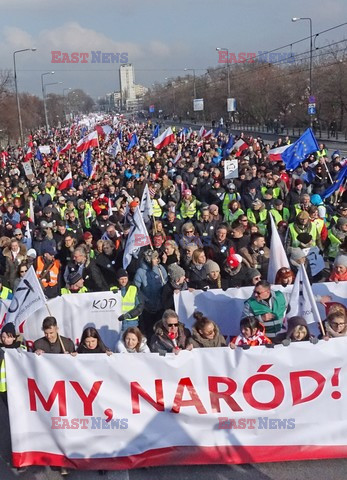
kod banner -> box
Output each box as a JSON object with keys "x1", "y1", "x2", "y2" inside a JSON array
[
  {"x1": 14, "y1": 291, "x2": 122, "y2": 351},
  {"x1": 6, "y1": 339, "x2": 347, "y2": 470}
]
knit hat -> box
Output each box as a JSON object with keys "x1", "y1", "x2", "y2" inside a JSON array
[
  {"x1": 143, "y1": 249, "x2": 159, "y2": 264},
  {"x1": 295, "y1": 179, "x2": 303, "y2": 186},
  {"x1": 77, "y1": 199, "x2": 85, "y2": 205},
  {"x1": 310, "y1": 194, "x2": 323, "y2": 206},
  {"x1": 273, "y1": 199, "x2": 283, "y2": 206},
  {"x1": 83, "y1": 232, "x2": 93, "y2": 240},
  {"x1": 334, "y1": 255, "x2": 347, "y2": 268},
  {"x1": 338, "y1": 203, "x2": 347, "y2": 211},
  {"x1": 337, "y1": 218, "x2": 347, "y2": 228},
  {"x1": 67, "y1": 271, "x2": 82, "y2": 285},
  {"x1": 115, "y1": 268, "x2": 128, "y2": 280},
  {"x1": 129, "y1": 200, "x2": 139, "y2": 208},
  {"x1": 290, "y1": 248, "x2": 306, "y2": 262},
  {"x1": 27, "y1": 248, "x2": 37, "y2": 258},
  {"x1": 14, "y1": 228, "x2": 22, "y2": 235},
  {"x1": 286, "y1": 316, "x2": 309, "y2": 340},
  {"x1": 42, "y1": 244, "x2": 56, "y2": 256},
  {"x1": 1, "y1": 322, "x2": 16, "y2": 336},
  {"x1": 184, "y1": 189, "x2": 192, "y2": 196},
  {"x1": 168, "y1": 263, "x2": 186, "y2": 281},
  {"x1": 205, "y1": 260, "x2": 220, "y2": 275},
  {"x1": 296, "y1": 232, "x2": 312, "y2": 245},
  {"x1": 247, "y1": 268, "x2": 261, "y2": 282}
]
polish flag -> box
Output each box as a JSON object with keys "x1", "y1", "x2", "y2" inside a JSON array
[
  {"x1": 233, "y1": 139, "x2": 248, "y2": 157},
  {"x1": 202, "y1": 129, "x2": 213, "y2": 140},
  {"x1": 24, "y1": 147, "x2": 33, "y2": 162},
  {"x1": 153, "y1": 127, "x2": 175, "y2": 149},
  {"x1": 198, "y1": 126, "x2": 206, "y2": 138},
  {"x1": 60, "y1": 140, "x2": 72, "y2": 154},
  {"x1": 58, "y1": 172, "x2": 73, "y2": 191},
  {"x1": 173, "y1": 149, "x2": 181, "y2": 164},
  {"x1": 268, "y1": 144, "x2": 291, "y2": 161},
  {"x1": 76, "y1": 131, "x2": 99, "y2": 153}
]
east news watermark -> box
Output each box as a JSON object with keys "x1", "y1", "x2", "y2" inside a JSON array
[
  {"x1": 51, "y1": 51, "x2": 128, "y2": 64},
  {"x1": 217, "y1": 51, "x2": 295, "y2": 64},
  {"x1": 217, "y1": 417, "x2": 296, "y2": 429}
]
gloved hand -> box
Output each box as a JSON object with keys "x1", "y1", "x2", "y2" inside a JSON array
[{"x1": 118, "y1": 313, "x2": 130, "y2": 322}]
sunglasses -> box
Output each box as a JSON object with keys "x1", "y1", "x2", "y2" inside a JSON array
[
  {"x1": 20, "y1": 269, "x2": 28, "y2": 273},
  {"x1": 167, "y1": 323, "x2": 178, "y2": 327}
]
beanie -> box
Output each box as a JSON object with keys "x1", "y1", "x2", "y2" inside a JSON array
[
  {"x1": 168, "y1": 263, "x2": 186, "y2": 281},
  {"x1": 205, "y1": 260, "x2": 220, "y2": 275},
  {"x1": 286, "y1": 316, "x2": 309, "y2": 339},
  {"x1": 115, "y1": 268, "x2": 129, "y2": 280},
  {"x1": 42, "y1": 244, "x2": 56, "y2": 256},
  {"x1": 67, "y1": 271, "x2": 82, "y2": 285},
  {"x1": 1, "y1": 322, "x2": 16, "y2": 336},
  {"x1": 290, "y1": 248, "x2": 306, "y2": 262},
  {"x1": 295, "y1": 179, "x2": 303, "y2": 186},
  {"x1": 334, "y1": 255, "x2": 347, "y2": 268}
]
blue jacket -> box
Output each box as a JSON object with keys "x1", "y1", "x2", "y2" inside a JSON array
[{"x1": 134, "y1": 261, "x2": 167, "y2": 312}]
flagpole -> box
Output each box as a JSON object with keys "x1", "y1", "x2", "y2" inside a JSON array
[
  {"x1": 322, "y1": 157, "x2": 333, "y2": 184},
  {"x1": 31, "y1": 158, "x2": 38, "y2": 178}
]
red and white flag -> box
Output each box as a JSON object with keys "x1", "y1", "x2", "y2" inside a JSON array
[
  {"x1": 153, "y1": 127, "x2": 175, "y2": 149},
  {"x1": 58, "y1": 172, "x2": 73, "y2": 191},
  {"x1": 268, "y1": 145, "x2": 291, "y2": 161},
  {"x1": 76, "y1": 131, "x2": 99, "y2": 153},
  {"x1": 60, "y1": 140, "x2": 72, "y2": 154},
  {"x1": 198, "y1": 126, "x2": 206, "y2": 138},
  {"x1": 173, "y1": 149, "x2": 181, "y2": 164},
  {"x1": 233, "y1": 139, "x2": 248, "y2": 157},
  {"x1": 24, "y1": 147, "x2": 33, "y2": 162},
  {"x1": 202, "y1": 129, "x2": 213, "y2": 140}
]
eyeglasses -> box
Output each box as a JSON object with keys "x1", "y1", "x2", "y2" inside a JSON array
[
  {"x1": 331, "y1": 322, "x2": 347, "y2": 328},
  {"x1": 185, "y1": 230, "x2": 194, "y2": 234},
  {"x1": 167, "y1": 323, "x2": 178, "y2": 327},
  {"x1": 254, "y1": 289, "x2": 268, "y2": 296}
]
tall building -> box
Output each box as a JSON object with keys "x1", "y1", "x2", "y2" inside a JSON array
[{"x1": 119, "y1": 64, "x2": 136, "y2": 107}]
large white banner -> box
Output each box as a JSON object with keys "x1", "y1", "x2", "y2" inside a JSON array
[
  {"x1": 8, "y1": 291, "x2": 122, "y2": 351},
  {"x1": 174, "y1": 282, "x2": 347, "y2": 340},
  {"x1": 6, "y1": 340, "x2": 347, "y2": 470}
]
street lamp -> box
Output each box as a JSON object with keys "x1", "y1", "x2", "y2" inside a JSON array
[
  {"x1": 216, "y1": 47, "x2": 231, "y2": 98},
  {"x1": 13, "y1": 48, "x2": 36, "y2": 145},
  {"x1": 292, "y1": 17, "x2": 313, "y2": 126},
  {"x1": 41, "y1": 71, "x2": 54, "y2": 132},
  {"x1": 184, "y1": 68, "x2": 196, "y2": 99}
]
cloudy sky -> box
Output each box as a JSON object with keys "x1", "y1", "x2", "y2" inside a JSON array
[{"x1": 1, "y1": 0, "x2": 346, "y2": 101}]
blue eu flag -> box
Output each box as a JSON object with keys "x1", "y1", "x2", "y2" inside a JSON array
[
  {"x1": 223, "y1": 135, "x2": 234, "y2": 158},
  {"x1": 82, "y1": 148, "x2": 93, "y2": 177},
  {"x1": 321, "y1": 164, "x2": 347, "y2": 200},
  {"x1": 127, "y1": 133, "x2": 138, "y2": 151},
  {"x1": 281, "y1": 128, "x2": 319, "y2": 171}
]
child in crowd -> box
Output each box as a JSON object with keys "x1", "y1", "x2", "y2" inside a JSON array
[{"x1": 230, "y1": 316, "x2": 272, "y2": 348}]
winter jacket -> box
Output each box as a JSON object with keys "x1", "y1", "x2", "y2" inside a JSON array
[
  {"x1": 150, "y1": 320, "x2": 191, "y2": 353},
  {"x1": 116, "y1": 337, "x2": 150, "y2": 353},
  {"x1": 134, "y1": 261, "x2": 167, "y2": 312},
  {"x1": 189, "y1": 323, "x2": 226, "y2": 348}
]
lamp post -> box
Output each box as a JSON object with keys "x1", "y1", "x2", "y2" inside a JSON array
[
  {"x1": 216, "y1": 47, "x2": 230, "y2": 98},
  {"x1": 184, "y1": 68, "x2": 196, "y2": 99},
  {"x1": 63, "y1": 88, "x2": 71, "y2": 122},
  {"x1": 13, "y1": 48, "x2": 36, "y2": 145},
  {"x1": 41, "y1": 71, "x2": 54, "y2": 132},
  {"x1": 45, "y1": 81, "x2": 63, "y2": 128},
  {"x1": 292, "y1": 17, "x2": 313, "y2": 127}
]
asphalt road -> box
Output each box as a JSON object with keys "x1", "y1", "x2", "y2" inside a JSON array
[{"x1": 2, "y1": 400, "x2": 347, "y2": 480}]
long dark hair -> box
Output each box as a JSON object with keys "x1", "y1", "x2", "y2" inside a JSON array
[{"x1": 77, "y1": 327, "x2": 108, "y2": 353}]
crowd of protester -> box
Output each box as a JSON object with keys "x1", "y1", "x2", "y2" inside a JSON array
[{"x1": 0, "y1": 114, "x2": 346, "y2": 474}]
